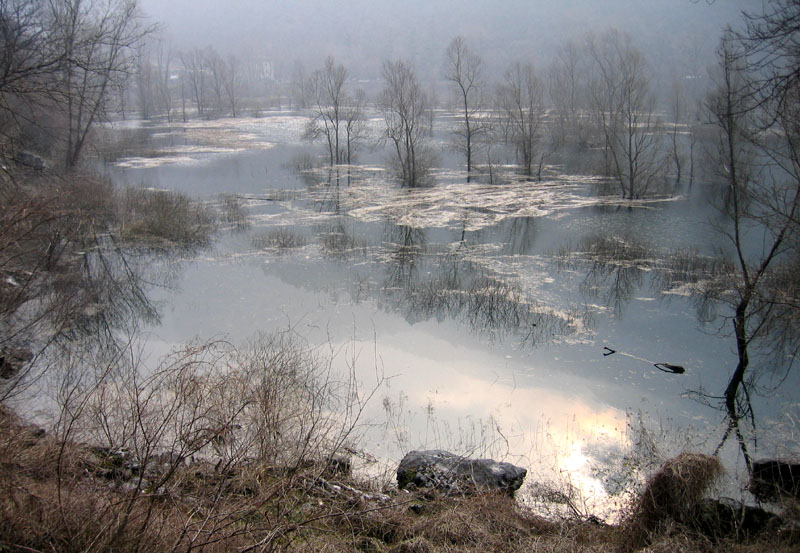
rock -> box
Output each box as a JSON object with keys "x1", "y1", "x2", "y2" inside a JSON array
[
  {"x1": 324, "y1": 455, "x2": 351, "y2": 478},
  {"x1": 693, "y1": 498, "x2": 783, "y2": 541},
  {"x1": 13, "y1": 151, "x2": 46, "y2": 170},
  {"x1": 0, "y1": 347, "x2": 33, "y2": 379},
  {"x1": 749, "y1": 459, "x2": 800, "y2": 502},
  {"x1": 397, "y1": 450, "x2": 526, "y2": 496}
]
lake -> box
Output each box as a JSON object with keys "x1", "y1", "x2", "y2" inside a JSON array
[{"x1": 104, "y1": 111, "x2": 798, "y2": 517}]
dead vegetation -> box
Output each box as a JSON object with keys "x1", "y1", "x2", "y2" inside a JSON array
[
  {"x1": 118, "y1": 186, "x2": 216, "y2": 248},
  {"x1": 1, "y1": 381, "x2": 797, "y2": 553}
]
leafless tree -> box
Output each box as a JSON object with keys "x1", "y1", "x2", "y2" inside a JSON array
[
  {"x1": 47, "y1": 0, "x2": 150, "y2": 168},
  {"x1": 180, "y1": 47, "x2": 208, "y2": 119},
  {"x1": 0, "y1": 0, "x2": 62, "y2": 129},
  {"x1": 291, "y1": 59, "x2": 308, "y2": 109},
  {"x1": 444, "y1": 36, "x2": 486, "y2": 180},
  {"x1": 737, "y1": 0, "x2": 800, "y2": 112},
  {"x1": 703, "y1": 31, "x2": 800, "y2": 471},
  {"x1": 205, "y1": 47, "x2": 226, "y2": 116},
  {"x1": 496, "y1": 62, "x2": 546, "y2": 178},
  {"x1": 342, "y1": 87, "x2": 368, "y2": 165},
  {"x1": 585, "y1": 29, "x2": 666, "y2": 198},
  {"x1": 548, "y1": 39, "x2": 590, "y2": 149},
  {"x1": 305, "y1": 56, "x2": 348, "y2": 166},
  {"x1": 380, "y1": 59, "x2": 430, "y2": 187},
  {"x1": 134, "y1": 45, "x2": 154, "y2": 119},
  {"x1": 221, "y1": 54, "x2": 239, "y2": 117},
  {"x1": 668, "y1": 78, "x2": 687, "y2": 187},
  {"x1": 152, "y1": 37, "x2": 173, "y2": 122}
]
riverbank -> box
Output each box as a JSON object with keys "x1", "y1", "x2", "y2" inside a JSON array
[{"x1": 0, "y1": 405, "x2": 796, "y2": 553}]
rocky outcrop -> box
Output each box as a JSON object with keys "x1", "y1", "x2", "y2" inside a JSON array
[
  {"x1": 749, "y1": 459, "x2": 800, "y2": 502},
  {"x1": 397, "y1": 450, "x2": 526, "y2": 496}
]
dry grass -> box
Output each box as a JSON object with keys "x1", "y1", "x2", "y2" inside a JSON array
[
  {"x1": 0, "y1": 413, "x2": 793, "y2": 553},
  {"x1": 619, "y1": 453, "x2": 724, "y2": 552},
  {"x1": 252, "y1": 227, "x2": 309, "y2": 250},
  {"x1": 118, "y1": 186, "x2": 216, "y2": 248}
]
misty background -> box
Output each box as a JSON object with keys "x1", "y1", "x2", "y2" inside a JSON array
[{"x1": 139, "y1": 0, "x2": 756, "y2": 87}]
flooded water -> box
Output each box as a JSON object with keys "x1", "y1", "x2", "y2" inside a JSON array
[{"x1": 104, "y1": 112, "x2": 798, "y2": 518}]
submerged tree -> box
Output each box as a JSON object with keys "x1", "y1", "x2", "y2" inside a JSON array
[
  {"x1": 342, "y1": 87, "x2": 368, "y2": 165},
  {"x1": 180, "y1": 48, "x2": 208, "y2": 119},
  {"x1": 703, "y1": 30, "x2": 800, "y2": 471},
  {"x1": 496, "y1": 62, "x2": 546, "y2": 178},
  {"x1": 380, "y1": 59, "x2": 430, "y2": 187},
  {"x1": 585, "y1": 29, "x2": 665, "y2": 198},
  {"x1": 305, "y1": 57, "x2": 348, "y2": 166},
  {"x1": 48, "y1": 0, "x2": 150, "y2": 168},
  {"x1": 548, "y1": 39, "x2": 590, "y2": 149},
  {"x1": 444, "y1": 36, "x2": 486, "y2": 180}
]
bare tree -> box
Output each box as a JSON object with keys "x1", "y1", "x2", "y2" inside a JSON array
[
  {"x1": 205, "y1": 47, "x2": 226, "y2": 116},
  {"x1": 221, "y1": 54, "x2": 239, "y2": 117},
  {"x1": 0, "y1": 0, "x2": 62, "y2": 123},
  {"x1": 668, "y1": 78, "x2": 687, "y2": 187},
  {"x1": 342, "y1": 87, "x2": 368, "y2": 165},
  {"x1": 585, "y1": 29, "x2": 665, "y2": 199},
  {"x1": 47, "y1": 0, "x2": 150, "y2": 168},
  {"x1": 134, "y1": 45, "x2": 154, "y2": 119},
  {"x1": 305, "y1": 56, "x2": 348, "y2": 166},
  {"x1": 380, "y1": 59, "x2": 430, "y2": 187},
  {"x1": 702, "y1": 28, "x2": 800, "y2": 471},
  {"x1": 548, "y1": 39, "x2": 590, "y2": 149},
  {"x1": 496, "y1": 62, "x2": 546, "y2": 178},
  {"x1": 152, "y1": 37, "x2": 173, "y2": 122},
  {"x1": 444, "y1": 36, "x2": 486, "y2": 180},
  {"x1": 180, "y1": 47, "x2": 208, "y2": 119},
  {"x1": 737, "y1": 0, "x2": 800, "y2": 112}
]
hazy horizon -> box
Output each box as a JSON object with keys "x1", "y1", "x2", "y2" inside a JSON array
[{"x1": 139, "y1": 0, "x2": 757, "y2": 83}]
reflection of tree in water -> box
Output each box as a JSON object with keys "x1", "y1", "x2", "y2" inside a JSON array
[
  {"x1": 379, "y1": 232, "x2": 579, "y2": 345},
  {"x1": 54, "y1": 236, "x2": 162, "y2": 345},
  {"x1": 557, "y1": 227, "x2": 800, "y2": 470},
  {"x1": 557, "y1": 234, "x2": 650, "y2": 317},
  {"x1": 502, "y1": 216, "x2": 538, "y2": 256},
  {"x1": 383, "y1": 223, "x2": 427, "y2": 291},
  {"x1": 318, "y1": 218, "x2": 368, "y2": 260}
]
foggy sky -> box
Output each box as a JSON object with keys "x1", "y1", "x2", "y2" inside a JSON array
[{"x1": 138, "y1": 0, "x2": 757, "y2": 82}]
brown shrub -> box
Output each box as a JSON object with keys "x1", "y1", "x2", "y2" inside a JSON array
[
  {"x1": 119, "y1": 186, "x2": 216, "y2": 248},
  {"x1": 620, "y1": 452, "x2": 724, "y2": 552}
]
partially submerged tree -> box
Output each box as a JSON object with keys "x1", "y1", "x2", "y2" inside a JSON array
[
  {"x1": 48, "y1": 0, "x2": 150, "y2": 168},
  {"x1": 703, "y1": 28, "x2": 800, "y2": 471},
  {"x1": 496, "y1": 62, "x2": 546, "y2": 178},
  {"x1": 305, "y1": 56, "x2": 348, "y2": 166},
  {"x1": 585, "y1": 29, "x2": 665, "y2": 198},
  {"x1": 180, "y1": 47, "x2": 209, "y2": 119},
  {"x1": 444, "y1": 36, "x2": 486, "y2": 180},
  {"x1": 342, "y1": 87, "x2": 368, "y2": 165},
  {"x1": 548, "y1": 39, "x2": 590, "y2": 149},
  {"x1": 380, "y1": 59, "x2": 430, "y2": 187}
]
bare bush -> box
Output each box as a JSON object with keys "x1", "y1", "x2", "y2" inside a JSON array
[
  {"x1": 252, "y1": 227, "x2": 308, "y2": 251},
  {"x1": 0, "y1": 331, "x2": 384, "y2": 552},
  {"x1": 218, "y1": 194, "x2": 250, "y2": 231},
  {"x1": 119, "y1": 186, "x2": 216, "y2": 248},
  {"x1": 620, "y1": 452, "x2": 724, "y2": 551}
]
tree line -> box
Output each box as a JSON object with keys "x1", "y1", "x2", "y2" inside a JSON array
[
  {"x1": 129, "y1": 28, "x2": 704, "y2": 195},
  {"x1": 0, "y1": 0, "x2": 722, "y2": 196}
]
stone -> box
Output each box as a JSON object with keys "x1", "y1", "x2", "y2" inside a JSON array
[
  {"x1": 749, "y1": 459, "x2": 800, "y2": 502},
  {"x1": 13, "y1": 151, "x2": 46, "y2": 170},
  {"x1": 0, "y1": 347, "x2": 33, "y2": 379},
  {"x1": 693, "y1": 498, "x2": 783, "y2": 541},
  {"x1": 397, "y1": 449, "x2": 526, "y2": 496}
]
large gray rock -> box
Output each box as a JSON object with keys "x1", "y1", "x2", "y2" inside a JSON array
[{"x1": 397, "y1": 449, "x2": 526, "y2": 496}]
